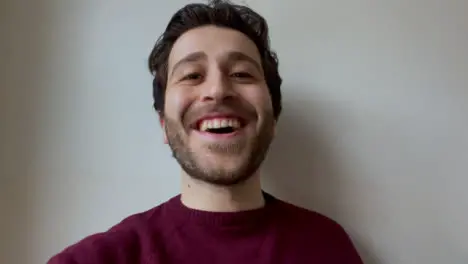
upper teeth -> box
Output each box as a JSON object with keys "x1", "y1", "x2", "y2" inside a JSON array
[{"x1": 199, "y1": 118, "x2": 241, "y2": 131}]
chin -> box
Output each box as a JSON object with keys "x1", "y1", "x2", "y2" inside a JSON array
[
  {"x1": 185, "y1": 156, "x2": 256, "y2": 186},
  {"x1": 191, "y1": 170, "x2": 254, "y2": 186}
]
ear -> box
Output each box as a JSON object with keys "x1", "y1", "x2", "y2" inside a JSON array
[{"x1": 159, "y1": 113, "x2": 168, "y2": 144}]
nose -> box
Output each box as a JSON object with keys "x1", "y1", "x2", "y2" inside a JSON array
[{"x1": 200, "y1": 70, "x2": 235, "y2": 103}]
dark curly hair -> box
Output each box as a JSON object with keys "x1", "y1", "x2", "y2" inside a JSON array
[{"x1": 148, "y1": 0, "x2": 282, "y2": 119}]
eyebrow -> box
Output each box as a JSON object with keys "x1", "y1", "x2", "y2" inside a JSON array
[
  {"x1": 169, "y1": 51, "x2": 262, "y2": 78},
  {"x1": 226, "y1": 51, "x2": 262, "y2": 73},
  {"x1": 170, "y1": 51, "x2": 207, "y2": 78}
]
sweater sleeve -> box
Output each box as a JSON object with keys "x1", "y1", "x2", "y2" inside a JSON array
[
  {"x1": 46, "y1": 233, "x2": 116, "y2": 264},
  {"x1": 46, "y1": 227, "x2": 141, "y2": 264},
  {"x1": 333, "y1": 225, "x2": 364, "y2": 264},
  {"x1": 47, "y1": 252, "x2": 78, "y2": 264}
]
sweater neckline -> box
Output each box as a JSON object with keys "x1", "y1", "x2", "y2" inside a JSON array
[{"x1": 164, "y1": 191, "x2": 277, "y2": 229}]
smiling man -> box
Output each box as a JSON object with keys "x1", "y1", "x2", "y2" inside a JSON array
[{"x1": 48, "y1": 1, "x2": 363, "y2": 263}]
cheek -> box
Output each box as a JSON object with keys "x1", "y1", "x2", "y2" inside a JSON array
[
  {"x1": 164, "y1": 88, "x2": 192, "y2": 119},
  {"x1": 241, "y1": 85, "x2": 273, "y2": 113}
]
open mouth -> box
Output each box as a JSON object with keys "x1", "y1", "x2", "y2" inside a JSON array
[{"x1": 195, "y1": 117, "x2": 244, "y2": 135}]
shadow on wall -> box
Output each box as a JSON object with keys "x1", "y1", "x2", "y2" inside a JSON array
[
  {"x1": 0, "y1": 1, "x2": 52, "y2": 264},
  {"x1": 262, "y1": 88, "x2": 379, "y2": 264}
]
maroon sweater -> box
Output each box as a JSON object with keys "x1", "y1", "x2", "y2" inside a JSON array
[{"x1": 48, "y1": 193, "x2": 363, "y2": 263}]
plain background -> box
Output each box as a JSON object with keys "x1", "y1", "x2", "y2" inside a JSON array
[{"x1": 1, "y1": 0, "x2": 467, "y2": 263}]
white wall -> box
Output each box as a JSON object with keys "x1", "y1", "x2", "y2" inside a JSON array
[{"x1": 1, "y1": 0, "x2": 467, "y2": 263}]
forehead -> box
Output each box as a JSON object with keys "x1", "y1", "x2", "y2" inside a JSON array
[{"x1": 168, "y1": 25, "x2": 261, "y2": 69}]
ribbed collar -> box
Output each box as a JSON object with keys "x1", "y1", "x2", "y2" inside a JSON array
[{"x1": 163, "y1": 191, "x2": 278, "y2": 230}]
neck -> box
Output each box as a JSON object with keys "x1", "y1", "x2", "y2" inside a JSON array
[{"x1": 180, "y1": 172, "x2": 265, "y2": 212}]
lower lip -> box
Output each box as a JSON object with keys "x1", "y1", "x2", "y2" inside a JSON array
[{"x1": 193, "y1": 128, "x2": 243, "y2": 140}]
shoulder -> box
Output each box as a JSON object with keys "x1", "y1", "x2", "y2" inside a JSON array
[
  {"x1": 273, "y1": 198, "x2": 341, "y2": 229},
  {"x1": 47, "y1": 200, "x2": 170, "y2": 264},
  {"x1": 274, "y1": 198, "x2": 351, "y2": 239},
  {"x1": 272, "y1": 197, "x2": 363, "y2": 262}
]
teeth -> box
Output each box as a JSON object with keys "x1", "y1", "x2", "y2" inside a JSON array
[
  {"x1": 199, "y1": 118, "x2": 241, "y2": 131},
  {"x1": 200, "y1": 122, "x2": 208, "y2": 131},
  {"x1": 213, "y1": 119, "x2": 220, "y2": 129},
  {"x1": 221, "y1": 119, "x2": 228, "y2": 128}
]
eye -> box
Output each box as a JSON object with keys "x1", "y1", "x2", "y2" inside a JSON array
[
  {"x1": 230, "y1": 72, "x2": 252, "y2": 78},
  {"x1": 181, "y1": 73, "x2": 203, "y2": 81}
]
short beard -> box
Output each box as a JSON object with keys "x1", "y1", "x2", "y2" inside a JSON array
[{"x1": 164, "y1": 115, "x2": 275, "y2": 186}]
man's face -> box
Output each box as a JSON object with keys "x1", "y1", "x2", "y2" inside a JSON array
[{"x1": 162, "y1": 25, "x2": 276, "y2": 185}]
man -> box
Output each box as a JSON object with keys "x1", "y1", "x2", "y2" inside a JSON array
[{"x1": 49, "y1": 1, "x2": 363, "y2": 263}]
